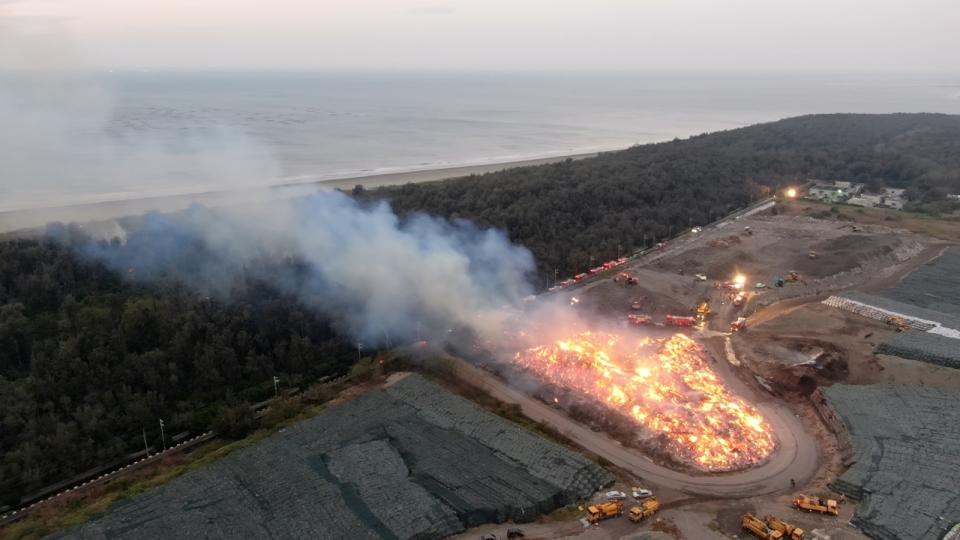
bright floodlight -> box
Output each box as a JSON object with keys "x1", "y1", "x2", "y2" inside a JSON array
[
  {"x1": 733, "y1": 274, "x2": 746, "y2": 289},
  {"x1": 786, "y1": 188, "x2": 797, "y2": 198}
]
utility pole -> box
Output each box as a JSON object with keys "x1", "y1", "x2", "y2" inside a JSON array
[
  {"x1": 273, "y1": 376, "x2": 280, "y2": 398},
  {"x1": 159, "y1": 418, "x2": 166, "y2": 452},
  {"x1": 554, "y1": 268, "x2": 559, "y2": 287},
  {"x1": 617, "y1": 244, "x2": 622, "y2": 259},
  {"x1": 143, "y1": 428, "x2": 150, "y2": 457},
  {"x1": 357, "y1": 343, "x2": 362, "y2": 362}
]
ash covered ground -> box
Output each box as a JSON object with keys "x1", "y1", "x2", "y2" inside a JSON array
[{"x1": 55, "y1": 375, "x2": 611, "y2": 539}]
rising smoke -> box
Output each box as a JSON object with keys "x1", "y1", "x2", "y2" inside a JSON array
[
  {"x1": 86, "y1": 193, "x2": 536, "y2": 347},
  {"x1": 3, "y1": 9, "x2": 537, "y2": 347}
]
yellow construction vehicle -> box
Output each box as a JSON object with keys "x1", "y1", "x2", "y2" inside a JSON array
[
  {"x1": 628, "y1": 498, "x2": 659, "y2": 523},
  {"x1": 786, "y1": 271, "x2": 800, "y2": 282},
  {"x1": 696, "y1": 301, "x2": 710, "y2": 321},
  {"x1": 765, "y1": 515, "x2": 805, "y2": 540},
  {"x1": 792, "y1": 495, "x2": 839, "y2": 516},
  {"x1": 742, "y1": 513, "x2": 783, "y2": 539},
  {"x1": 887, "y1": 315, "x2": 910, "y2": 332},
  {"x1": 586, "y1": 500, "x2": 623, "y2": 524}
]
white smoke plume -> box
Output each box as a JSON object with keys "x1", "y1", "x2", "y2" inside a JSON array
[
  {"x1": 86, "y1": 193, "x2": 536, "y2": 346},
  {"x1": 4, "y1": 10, "x2": 537, "y2": 346}
]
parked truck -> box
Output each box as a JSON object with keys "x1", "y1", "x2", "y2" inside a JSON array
[
  {"x1": 628, "y1": 497, "x2": 659, "y2": 523},
  {"x1": 731, "y1": 317, "x2": 747, "y2": 332},
  {"x1": 765, "y1": 515, "x2": 805, "y2": 540},
  {"x1": 792, "y1": 495, "x2": 839, "y2": 516},
  {"x1": 665, "y1": 314, "x2": 697, "y2": 327},
  {"x1": 586, "y1": 500, "x2": 623, "y2": 524},
  {"x1": 742, "y1": 513, "x2": 783, "y2": 540}
]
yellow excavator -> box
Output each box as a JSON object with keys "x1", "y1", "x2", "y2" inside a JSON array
[
  {"x1": 696, "y1": 301, "x2": 710, "y2": 321},
  {"x1": 887, "y1": 315, "x2": 910, "y2": 332}
]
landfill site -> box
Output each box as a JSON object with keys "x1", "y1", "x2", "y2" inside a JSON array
[
  {"x1": 55, "y1": 198, "x2": 960, "y2": 540},
  {"x1": 56, "y1": 374, "x2": 612, "y2": 539}
]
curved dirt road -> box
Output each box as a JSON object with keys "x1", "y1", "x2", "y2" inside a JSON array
[{"x1": 448, "y1": 355, "x2": 819, "y2": 498}]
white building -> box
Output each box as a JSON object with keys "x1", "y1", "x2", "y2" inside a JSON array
[
  {"x1": 846, "y1": 187, "x2": 906, "y2": 210},
  {"x1": 806, "y1": 180, "x2": 864, "y2": 203}
]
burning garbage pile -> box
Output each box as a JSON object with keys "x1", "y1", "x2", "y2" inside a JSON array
[{"x1": 512, "y1": 331, "x2": 777, "y2": 472}]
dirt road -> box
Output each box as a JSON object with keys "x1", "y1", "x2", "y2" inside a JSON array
[{"x1": 447, "y1": 355, "x2": 819, "y2": 499}]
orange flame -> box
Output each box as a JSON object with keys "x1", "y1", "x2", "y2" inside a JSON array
[{"x1": 513, "y1": 331, "x2": 776, "y2": 471}]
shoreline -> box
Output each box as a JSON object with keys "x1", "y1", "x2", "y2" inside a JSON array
[{"x1": 0, "y1": 151, "x2": 606, "y2": 234}]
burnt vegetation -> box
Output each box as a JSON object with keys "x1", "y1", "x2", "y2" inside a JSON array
[{"x1": 2, "y1": 113, "x2": 959, "y2": 507}]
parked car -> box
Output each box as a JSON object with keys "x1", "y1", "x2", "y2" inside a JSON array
[
  {"x1": 691, "y1": 226, "x2": 702, "y2": 233},
  {"x1": 632, "y1": 487, "x2": 654, "y2": 499},
  {"x1": 695, "y1": 273, "x2": 707, "y2": 281},
  {"x1": 605, "y1": 490, "x2": 627, "y2": 501}
]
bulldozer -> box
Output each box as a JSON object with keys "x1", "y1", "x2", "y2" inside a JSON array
[
  {"x1": 586, "y1": 500, "x2": 623, "y2": 524},
  {"x1": 742, "y1": 513, "x2": 783, "y2": 540},
  {"x1": 785, "y1": 271, "x2": 800, "y2": 282},
  {"x1": 765, "y1": 515, "x2": 805, "y2": 540},
  {"x1": 792, "y1": 495, "x2": 839, "y2": 516},
  {"x1": 628, "y1": 497, "x2": 659, "y2": 523}
]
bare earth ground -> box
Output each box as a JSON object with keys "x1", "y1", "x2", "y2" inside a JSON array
[{"x1": 458, "y1": 206, "x2": 958, "y2": 539}]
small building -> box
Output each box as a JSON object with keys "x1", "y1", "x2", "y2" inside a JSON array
[
  {"x1": 806, "y1": 180, "x2": 864, "y2": 203},
  {"x1": 847, "y1": 187, "x2": 906, "y2": 210}
]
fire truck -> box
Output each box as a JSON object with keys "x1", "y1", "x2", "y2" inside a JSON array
[{"x1": 665, "y1": 314, "x2": 697, "y2": 327}]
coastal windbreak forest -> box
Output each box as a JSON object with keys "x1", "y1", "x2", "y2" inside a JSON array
[
  {"x1": 2, "y1": 113, "x2": 960, "y2": 507},
  {"x1": 375, "y1": 113, "x2": 960, "y2": 279}
]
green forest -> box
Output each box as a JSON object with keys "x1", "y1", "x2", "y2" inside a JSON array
[
  {"x1": 0, "y1": 237, "x2": 356, "y2": 506},
  {"x1": 2, "y1": 113, "x2": 959, "y2": 508},
  {"x1": 371, "y1": 113, "x2": 960, "y2": 280}
]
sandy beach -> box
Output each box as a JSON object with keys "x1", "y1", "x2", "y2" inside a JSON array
[{"x1": 0, "y1": 152, "x2": 601, "y2": 234}]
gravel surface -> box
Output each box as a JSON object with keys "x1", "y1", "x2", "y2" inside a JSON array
[
  {"x1": 824, "y1": 384, "x2": 960, "y2": 540},
  {"x1": 54, "y1": 375, "x2": 611, "y2": 539},
  {"x1": 877, "y1": 247, "x2": 960, "y2": 313}
]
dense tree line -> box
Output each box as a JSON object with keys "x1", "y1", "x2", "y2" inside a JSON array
[
  {"x1": 0, "y1": 237, "x2": 355, "y2": 505},
  {"x1": 370, "y1": 113, "x2": 960, "y2": 281}
]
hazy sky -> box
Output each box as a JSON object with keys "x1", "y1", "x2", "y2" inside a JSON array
[{"x1": 2, "y1": 0, "x2": 957, "y2": 71}]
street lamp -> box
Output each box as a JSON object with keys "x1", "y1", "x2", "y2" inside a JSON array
[
  {"x1": 159, "y1": 418, "x2": 166, "y2": 451},
  {"x1": 786, "y1": 188, "x2": 798, "y2": 199}
]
